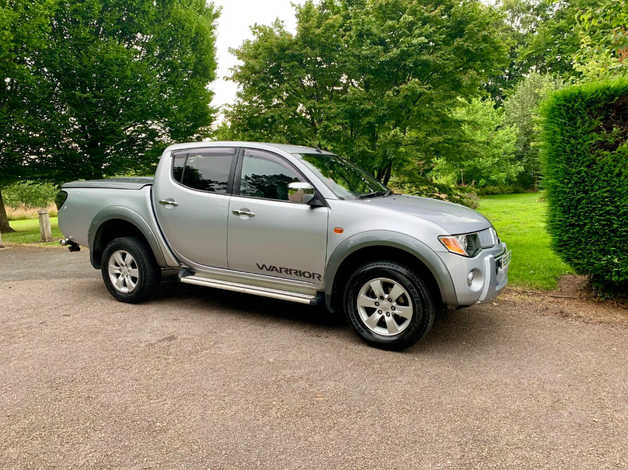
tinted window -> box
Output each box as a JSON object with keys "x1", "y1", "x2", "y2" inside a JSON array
[
  {"x1": 177, "y1": 148, "x2": 235, "y2": 194},
  {"x1": 172, "y1": 154, "x2": 186, "y2": 182},
  {"x1": 239, "y1": 149, "x2": 302, "y2": 201}
]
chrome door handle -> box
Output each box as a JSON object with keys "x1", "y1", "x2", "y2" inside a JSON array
[
  {"x1": 159, "y1": 199, "x2": 178, "y2": 207},
  {"x1": 232, "y1": 209, "x2": 255, "y2": 217}
]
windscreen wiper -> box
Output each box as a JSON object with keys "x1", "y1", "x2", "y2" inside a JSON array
[{"x1": 359, "y1": 190, "x2": 389, "y2": 199}]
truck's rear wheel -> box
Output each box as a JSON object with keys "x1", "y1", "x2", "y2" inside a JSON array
[
  {"x1": 101, "y1": 236, "x2": 160, "y2": 303},
  {"x1": 344, "y1": 261, "x2": 435, "y2": 350}
]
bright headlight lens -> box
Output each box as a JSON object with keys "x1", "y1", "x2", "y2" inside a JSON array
[{"x1": 439, "y1": 233, "x2": 481, "y2": 257}]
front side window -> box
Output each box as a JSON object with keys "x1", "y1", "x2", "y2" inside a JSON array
[
  {"x1": 239, "y1": 149, "x2": 303, "y2": 201},
  {"x1": 173, "y1": 148, "x2": 236, "y2": 194}
]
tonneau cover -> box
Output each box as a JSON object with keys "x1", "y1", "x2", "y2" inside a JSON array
[{"x1": 62, "y1": 177, "x2": 154, "y2": 190}]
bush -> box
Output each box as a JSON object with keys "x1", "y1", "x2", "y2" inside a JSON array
[
  {"x1": 3, "y1": 181, "x2": 58, "y2": 208},
  {"x1": 477, "y1": 184, "x2": 530, "y2": 196},
  {"x1": 541, "y1": 78, "x2": 628, "y2": 292},
  {"x1": 389, "y1": 175, "x2": 479, "y2": 209}
]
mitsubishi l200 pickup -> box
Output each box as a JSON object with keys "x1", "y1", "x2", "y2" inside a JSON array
[{"x1": 58, "y1": 142, "x2": 510, "y2": 350}]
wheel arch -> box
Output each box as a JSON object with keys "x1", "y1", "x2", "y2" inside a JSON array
[
  {"x1": 88, "y1": 207, "x2": 167, "y2": 269},
  {"x1": 324, "y1": 231, "x2": 457, "y2": 312}
]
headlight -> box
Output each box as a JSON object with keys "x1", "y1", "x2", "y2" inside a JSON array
[{"x1": 438, "y1": 232, "x2": 481, "y2": 257}]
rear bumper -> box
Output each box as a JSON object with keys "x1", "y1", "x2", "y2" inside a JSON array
[{"x1": 438, "y1": 243, "x2": 510, "y2": 306}]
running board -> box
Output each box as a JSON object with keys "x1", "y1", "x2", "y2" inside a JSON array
[{"x1": 179, "y1": 275, "x2": 319, "y2": 305}]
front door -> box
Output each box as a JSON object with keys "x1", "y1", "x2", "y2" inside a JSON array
[
  {"x1": 227, "y1": 148, "x2": 328, "y2": 285},
  {"x1": 153, "y1": 147, "x2": 237, "y2": 268}
]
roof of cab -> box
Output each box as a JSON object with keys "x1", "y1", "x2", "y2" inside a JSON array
[{"x1": 164, "y1": 141, "x2": 334, "y2": 156}]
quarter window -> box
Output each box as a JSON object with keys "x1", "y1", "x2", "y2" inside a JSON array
[
  {"x1": 172, "y1": 154, "x2": 186, "y2": 182},
  {"x1": 239, "y1": 149, "x2": 303, "y2": 201},
  {"x1": 173, "y1": 148, "x2": 236, "y2": 194}
]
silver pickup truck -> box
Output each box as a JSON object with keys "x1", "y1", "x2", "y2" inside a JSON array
[{"x1": 58, "y1": 141, "x2": 510, "y2": 349}]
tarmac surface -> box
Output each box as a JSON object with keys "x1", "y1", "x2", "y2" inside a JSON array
[{"x1": 1, "y1": 246, "x2": 626, "y2": 468}]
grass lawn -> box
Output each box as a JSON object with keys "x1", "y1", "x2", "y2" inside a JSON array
[
  {"x1": 478, "y1": 192, "x2": 573, "y2": 290},
  {"x1": 2, "y1": 217, "x2": 63, "y2": 246}
]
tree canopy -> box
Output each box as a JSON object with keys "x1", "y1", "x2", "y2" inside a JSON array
[
  {"x1": 1, "y1": 0, "x2": 219, "y2": 182},
  {"x1": 219, "y1": 0, "x2": 508, "y2": 184},
  {"x1": 37, "y1": 0, "x2": 219, "y2": 181},
  {"x1": 0, "y1": 0, "x2": 219, "y2": 231}
]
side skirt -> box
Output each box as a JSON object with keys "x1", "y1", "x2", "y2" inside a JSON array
[{"x1": 179, "y1": 270, "x2": 323, "y2": 305}]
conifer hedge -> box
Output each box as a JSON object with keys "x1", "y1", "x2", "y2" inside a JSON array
[{"x1": 542, "y1": 78, "x2": 628, "y2": 291}]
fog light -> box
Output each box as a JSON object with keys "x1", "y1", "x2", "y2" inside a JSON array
[{"x1": 467, "y1": 271, "x2": 475, "y2": 286}]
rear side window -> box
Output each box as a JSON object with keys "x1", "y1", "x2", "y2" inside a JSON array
[
  {"x1": 239, "y1": 149, "x2": 302, "y2": 201},
  {"x1": 172, "y1": 148, "x2": 236, "y2": 194},
  {"x1": 172, "y1": 154, "x2": 186, "y2": 182}
]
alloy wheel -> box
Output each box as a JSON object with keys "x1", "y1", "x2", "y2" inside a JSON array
[
  {"x1": 108, "y1": 250, "x2": 140, "y2": 294},
  {"x1": 356, "y1": 277, "x2": 414, "y2": 336}
]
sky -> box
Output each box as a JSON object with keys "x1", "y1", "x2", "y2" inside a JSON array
[{"x1": 210, "y1": 0, "x2": 304, "y2": 113}]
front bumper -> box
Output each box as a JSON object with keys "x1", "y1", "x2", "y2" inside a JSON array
[{"x1": 438, "y1": 242, "x2": 510, "y2": 306}]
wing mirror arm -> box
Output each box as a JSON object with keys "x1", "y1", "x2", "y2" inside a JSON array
[{"x1": 307, "y1": 193, "x2": 327, "y2": 208}]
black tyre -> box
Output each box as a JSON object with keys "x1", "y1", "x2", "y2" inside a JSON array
[
  {"x1": 101, "y1": 236, "x2": 160, "y2": 303},
  {"x1": 343, "y1": 261, "x2": 435, "y2": 350}
]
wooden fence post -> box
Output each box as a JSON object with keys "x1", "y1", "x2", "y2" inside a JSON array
[{"x1": 38, "y1": 210, "x2": 53, "y2": 242}]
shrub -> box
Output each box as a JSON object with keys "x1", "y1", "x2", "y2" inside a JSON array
[
  {"x1": 3, "y1": 181, "x2": 58, "y2": 209},
  {"x1": 6, "y1": 204, "x2": 58, "y2": 221},
  {"x1": 389, "y1": 175, "x2": 479, "y2": 209},
  {"x1": 477, "y1": 184, "x2": 530, "y2": 196},
  {"x1": 541, "y1": 78, "x2": 628, "y2": 291}
]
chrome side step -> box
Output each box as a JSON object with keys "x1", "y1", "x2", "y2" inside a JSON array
[{"x1": 179, "y1": 275, "x2": 318, "y2": 305}]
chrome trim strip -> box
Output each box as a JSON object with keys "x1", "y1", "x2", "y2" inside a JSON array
[
  {"x1": 180, "y1": 275, "x2": 316, "y2": 304},
  {"x1": 178, "y1": 261, "x2": 321, "y2": 292}
]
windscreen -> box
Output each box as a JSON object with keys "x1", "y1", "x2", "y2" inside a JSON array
[{"x1": 297, "y1": 153, "x2": 388, "y2": 199}]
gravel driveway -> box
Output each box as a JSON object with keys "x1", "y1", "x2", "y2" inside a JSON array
[{"x1": 1, "y1": 246, "x2": 626, "y2": 469}]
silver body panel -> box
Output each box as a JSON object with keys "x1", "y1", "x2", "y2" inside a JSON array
[
  {"x1": 227, "y1": 195, "x2": 328, "y2": 287},
  {"x1": 59, "y1": 141, "x2": 509, "y2": 308},
  {"x1": 58, "y1": 186, "x2": 179, "y2": 268},
  {"x1": 153, "y1": 182, "x2": 230, "y2": 269}
]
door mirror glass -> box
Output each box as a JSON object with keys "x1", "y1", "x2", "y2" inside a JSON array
[{"x1": 288, "y1": 182, "x2": 315, "y2": 204}]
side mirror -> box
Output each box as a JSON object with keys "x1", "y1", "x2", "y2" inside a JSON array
[{"x1": 288, "y1": 181, "x2": 316, "y2": 205}]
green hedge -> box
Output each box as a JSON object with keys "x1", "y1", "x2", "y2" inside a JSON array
[
  {"x1": 541, "y1": 78, "x2": 628, "y2": 290},
  {"x1": 3, "y1": 181, "x2": 58, "y2": 208}
]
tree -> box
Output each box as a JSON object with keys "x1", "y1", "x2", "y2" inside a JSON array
[
  {"x1": 502, "y1": 72, "x2": 562, "y2": 188},
  {"x1": 513, "y1": 0, "x2": 601, "y2": 78},
  {"x1": 432, "y1": 97, "x2": 521, "y2": 188},
  {"x1": 37, "y1": 0, "x2": 219, "y2": 181},
  {"x1": 0, "y1": 0, "x2": 54, "y2": 232},
  {"x1": 222, "y1": 0, "x2": 508, "y2": 184},
  {"x1": 572, "y1": 1, "x2": 628, "y2": 81},
  {"x1": 484, "y1": 0, "x2": 547, "y2": 102},
  {"x1": 497, "y1": 0, "x2": 625, "y2": 83},
  {"x1": 0, "y1": 0, "x2": 219, "y2": 232}
]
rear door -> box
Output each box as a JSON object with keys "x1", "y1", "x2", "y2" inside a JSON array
[
  {"x1": 153, "y1": 147, "x2": 237, "y2": 268},
  {"x1": 227, "y1": 148, "x2": 328, "y2": 284}
]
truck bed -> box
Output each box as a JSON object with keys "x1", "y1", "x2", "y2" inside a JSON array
[{"x1": 58, "y1": 180, "x2": 176, "y2": 267}]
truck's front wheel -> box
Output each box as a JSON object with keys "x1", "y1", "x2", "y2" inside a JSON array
[
  {"x1": 344, "y1": 261, "x2": 435, "y2": 350},
  {"x1": 101, "y1": 237, "x2": 160, "y2": 303}
]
